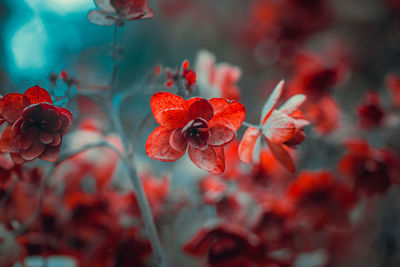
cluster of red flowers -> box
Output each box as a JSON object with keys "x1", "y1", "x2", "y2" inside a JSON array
[{"x1": 1, "y1": 0, "x2": 400, "y2": 266}]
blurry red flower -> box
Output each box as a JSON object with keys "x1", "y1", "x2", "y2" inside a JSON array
[
  {"x1": 196, "y1": 50, "x2": 242, "y2": 100},
  {"x1": 386, "y1": 73, "x2": 400, "y2": 108},
  {"x1": 357, "y1": 91, "x2": 385, "y2": 129},
  {"x1": 305, "y1": 96, "x2": 340, "y2": 134},
  {"x1": 183, "y1": 223, "x2": 260, "y2": 267},
  {"x1": 146, "y1": 92, "x2": 245, "y2": 174},
  {"x1": 88, "y1": 0, "x2": 154, "y2": 26},
  {"x1": 0, "y1": 86, "x2": 72, "y2": 164},
  {"x1": 338, "y1": 139, "x2": 399, "y2": 196},
  {"x1": 166, "y1": 60, "x2": 197, "y2": 94},
  {"x1": 239, "y1": 80, "x2": 309, "y2": 172},
  {"x1": 85, "y1": 229, "x2": 152, "y2": 267},
  {"x1": 287, "y1": 51, "x2": 347, "y2": 134},
  {"x1": 287, "y1": 171, "x2": 357, "y2": 229},
  {"x1": 242, "y1": 0, "x2": 332, "y2": 63},
  {"x1": 253, "y1": 200, "x2": 296, "y2": 252},
  {"x1": 0, "y1": 153, "x2": 21, "y2": 190}
]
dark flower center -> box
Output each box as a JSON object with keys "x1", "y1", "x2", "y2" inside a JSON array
[{"x1": 182, "y1": 118, "x2": 209, "y2": 150}]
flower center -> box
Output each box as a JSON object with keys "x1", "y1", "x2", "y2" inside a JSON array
[{"x1": 182, "y1": 118, "x2": 209, "y2": 150}]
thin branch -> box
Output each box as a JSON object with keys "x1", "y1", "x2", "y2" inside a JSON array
[
  {"x1": 109, "y1": 24, "x2": 119, "y2": 96},
  {"x1": 108, "y1": 104, "x2": 167, "y2": 267}
]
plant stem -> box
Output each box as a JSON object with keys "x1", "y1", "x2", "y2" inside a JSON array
[
  {"x1": 107, "y1": 22, "x2": 166, "y2": 267},
  {"x1": 109, "y1": 105, "x2": 167, "y2": 267},
  {"x1": 110, "y1": 24, "x2": 119, "y2": 96}
]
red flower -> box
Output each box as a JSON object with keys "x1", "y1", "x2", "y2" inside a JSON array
[
  {"x1": 195, "y1": 50, "x2": 242, "y2": 100},
  {"x1": 239, "y1": 80, "x2": 309, "y2": 172},
  {"x1": 146, "y1": 92, "x2": 245, "y2": 174},
  {"x1": 287, "y1": 171, "x2": 357, "y2": 229},
  {"x1": 287, "y1": 51, "x2": 346, "y2": 100},
  {"x1": 252, "y1": 200, "x2": 295, "y2": 252},
  {"x1": 286, "y1": 51, "x2": 347, "y2": 134},
  {"x1": 357, "y1": 91, "x2": 385, "y2": 129},
  {"x1": 166, "y1": 60, "x2": 197, "y2": 93},
  {"x1": 88, "y1": 0, "x2": 153, "y2": 26},
  {"x1": 386, "y1": 73, "x2": 400, "y2": 108},
  {"x1": 0, "y1": 86, "x2": 72, "y2": 164},
  {"x1": 183, "y1": 223, "x2": 260, "y2": 267},
  {"x1": 338, "y1": 139, "x2": 399, "y2": 196}
]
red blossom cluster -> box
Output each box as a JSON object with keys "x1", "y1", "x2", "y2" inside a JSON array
[
  {"x1": 0, "y1": 86, "x2": 72, "y2": 164},
  {"x1": 2, "y1": 0, "x2": 400, "y2": 266}
]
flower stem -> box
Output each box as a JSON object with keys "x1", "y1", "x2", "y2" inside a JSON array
[
  {"x1": 109, "y1": 106, "x2": 167, "y2": 267},
  {"x1": 110, "y1": 24, "x2": 119, "y2": 96}
]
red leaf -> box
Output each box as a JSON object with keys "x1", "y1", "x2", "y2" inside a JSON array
[
  {"x1": 208, "y1": 98, "x2": 246, "y2": 131},
  {"x1": 145, "y1": 126, "x2": 185, "y2": 161},
  {"x1": 238, "y1": 127, "x2": 260, "y2": 164},
  {"x1": 0, "y1": 93, "x2": 31, "y2": 123},
  {"x1": 24, "y1": 85, "x2": 53, "y2": 104},
  {"x1": 188, "y1": 145, "x2": 225, "y2": 174},
  {"x1": 150, "y1": 92, "x2": 185, "y2": 126}
]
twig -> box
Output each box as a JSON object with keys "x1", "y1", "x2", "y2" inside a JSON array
[{"x1": 109, "y1": 24, "x2": 119, "y2": 97}]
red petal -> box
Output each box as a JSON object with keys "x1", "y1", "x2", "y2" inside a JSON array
[
  {"x1": 265, "y1": 138, "x2": 295, "y2": 172},
  {"x1": 188, "y1": 130, "x2": 209, "y2": 151},
  {"x1": 20, "y1": 140, "x2": 45, "y2": 161},
  {"x1": 183, "y1": 228, "x2": 215, "y2": 256},
  {"x1": 160, "y1": 108, "x2": 189, "y2": 129},
  {"x1": 169, "y1": 128, "x2": 188, "y2": 152},
  {"x1": 150, "y1": 92, "x2": 185, "y2": 125},
  {"x1": 0, "y1": 125, "x2": 19, "y2": 153},
  {"x1": 40, "y1": 143, "x2": 61, "y2": 161},
  {"x1": 49, "y1": 133, "x2": 61, "y2": 146},
  {"x1": 183, "y1": 97, "x2": 203, "y2": 110},
  {"x1": 145, "y1": 126, "x2": 185, "y2": 162},
  {"x1": 24, "y1": 85, "x2": 53, "y2": 104},
  {"x1": 262, "y1": 110, "x2": 296, "y2": 144},
  {"x1": 188, "y1": 99, "x2": 214, "y2": 121},
  {"x1": 12, "y1": 118, "x2": 24, "y2": 136},
  {"x1": 208, "y1": 123, "x2": 235, "y2": 147},
  {"x1": 40, "y1": 131, "x2": 54, "y2": 144},
  {"x1": 208, "y1": 98, "x2": 246, "y2": 131},
  {"x1": 10, "y1": 153, "x2": 25, "y2": 164},
  {"x1": 20, "y1": 133, "x2": 35, "y2": 150},
  {"x1": 188, "y1": 145, "x2": 225, "y2": 174},
  {"x1": 59, "y1": 113, "x2": 72, "y2": 136},
  {"x1": 0, "y1": 93, "x2": 31, "y2": 123},
  {"x1": 238, "y1": 127, "x2": 261, "y2": 164},
  {"x1": 261, "y1": 80, "x2": 285, "y2": 124}
]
